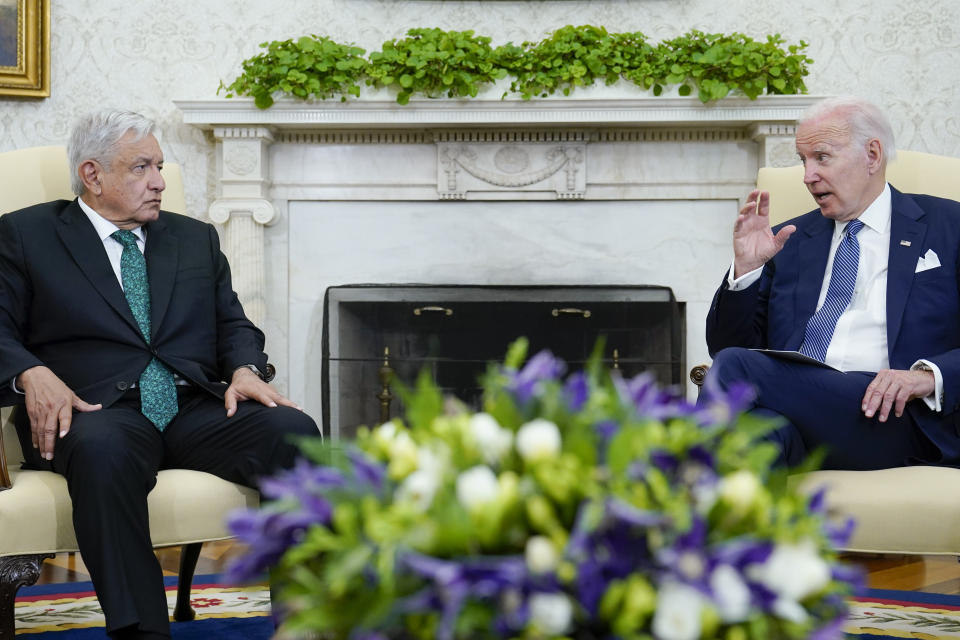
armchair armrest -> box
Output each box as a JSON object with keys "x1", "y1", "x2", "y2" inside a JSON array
[{"x1": 690, "y1": 364, "x2": 710, "y2": 391}]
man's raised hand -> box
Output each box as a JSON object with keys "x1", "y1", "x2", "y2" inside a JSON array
[{"x1": 733, "y1": 190, "x2": 797, "y2": 278}]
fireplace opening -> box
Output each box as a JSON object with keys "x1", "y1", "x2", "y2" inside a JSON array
[{"x1": 321, "y1": 284, "x2": 685, "y2": 440}]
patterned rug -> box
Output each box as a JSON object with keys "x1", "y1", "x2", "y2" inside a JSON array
[
  {"x1": 847, "y1": 589, "x2": 960, "y2": 638},
  {"x1": 14, "y1": 579, "x2": 960, "y2": 638},
  {"x1": 14, "y1": 575, "x2": 272, "y2": 638}
]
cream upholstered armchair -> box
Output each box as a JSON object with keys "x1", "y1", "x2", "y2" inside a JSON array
[
  {"x1": 0, "y1": 146, "x2": 258, "y2": 639},
  {"x1": 692, "y1": 150, "x2": 960, "y2": 556}
]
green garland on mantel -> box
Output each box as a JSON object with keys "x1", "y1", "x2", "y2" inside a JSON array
[{"x1": 219, "y1": 25, "x2": 812, "y2": 108}]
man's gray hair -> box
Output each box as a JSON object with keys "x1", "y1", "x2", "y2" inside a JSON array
[
  {"x1": 799, "y1": 96, "x2": 897, "y2": 165},
  {"x1": 67, "y1": 110, "x2": 158, "y2": 196}
]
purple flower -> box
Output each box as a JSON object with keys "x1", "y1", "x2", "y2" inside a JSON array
[
  {"x1": 808, "y1": 487, "x2": 827, "y2": 514},
  {"x1": 687, "y1": 444, "x2": 716, "y2": 470},
  {"x1": 831, "y1": 562, "x2": 867, "y2": 595},
  {"x1": 566, "y1": 501, "x2": 661, "y2": 615},
  {"x1": 259, "y1": 457, "x2": 346, "y2": 502},
  {"x1": 399, "y1": 553, "x2": 529, "y2": 640},
  {"x1": 347, "y1": 448, "x2": 386, "y2": 491},
  {"x1": 615, "y1": 371, "x2": 699, "y2": 422},
  {"x1": 698, "y1": 376, "x2": 757, "y2": 426},
  {"x1": 593, "y1": 419, "x2": 619, "y2": 440},
  {"x1": 508, "y1": 350, "x2": 566, "y2": 404},
  {"x1": 564, "y1": 372, "x2": 589, "y2": 411},
  {"x1": 606, "y1": 498, "x2": 669, "y2": 528},
  {"x1": 224, "y1": 508, "x2": 320, "y2": 583},
  {"x1": 808, "y1": 612, "x2": 848, "y2": 640},
  {"x1": 650, "y1": 449, "x2": 679, "y2": 474}
]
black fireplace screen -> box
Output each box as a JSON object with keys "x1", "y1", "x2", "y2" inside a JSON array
[{"x1": 321, "y1": 285, "x2": 685, "y2": 440}]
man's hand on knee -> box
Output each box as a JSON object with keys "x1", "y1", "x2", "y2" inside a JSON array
[
  {"x1": 17, "y1": 365, "x2": 102, "y2": 460},
  {"x1": 224, "y1": 366, "x2": 302, "y2": 417},
  {"x1": 862, "y1": 368, "x2": 935, "y2": 422}
]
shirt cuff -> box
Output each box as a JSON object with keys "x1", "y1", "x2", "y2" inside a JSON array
[
  {"x1": 911, "y1": 359, "x2": 943, "y2": 412},
  {"x1": 10, "y1": 377, "x2": 23, "y2": 395},
  {"x1": 726, "y1": 260, "x2": 764, "y2": 291}
]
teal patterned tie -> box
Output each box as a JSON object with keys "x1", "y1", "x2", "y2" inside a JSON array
[{"x1": 112, "y1": 230, "x2": 178, "y2": 430}]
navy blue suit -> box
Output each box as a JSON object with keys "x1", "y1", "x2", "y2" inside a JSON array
[{"x1": 706, "y1": 187, "x2": 960, "y2": 468}]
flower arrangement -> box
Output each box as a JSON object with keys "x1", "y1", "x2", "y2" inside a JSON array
[{"x1": 227, "y1": 339, "x2": 860, "y2": 640}]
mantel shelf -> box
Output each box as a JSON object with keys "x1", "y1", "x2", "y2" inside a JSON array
[{"x1": 176, "y1": 95, "x2": 822, "y2": 130}]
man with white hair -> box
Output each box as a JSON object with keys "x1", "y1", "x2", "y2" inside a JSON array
[
  {"x1": 706, "y1": 96, "x2": 960, "y2": 470},
  {"x1": 0, "y1": 110, "x2": 318, "y2": 639}
]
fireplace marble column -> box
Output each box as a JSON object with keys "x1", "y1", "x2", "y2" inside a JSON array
[{"x1": 208, "y1": 126, "x2": 276, "y2": 326}]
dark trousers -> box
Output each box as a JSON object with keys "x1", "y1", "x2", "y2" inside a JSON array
[
  {"x1": 705, "y1": 347, "x2": 938, "y2": 470},
  {"x1": 15, "y1": 388, "x2": 319, "y2": 637}
]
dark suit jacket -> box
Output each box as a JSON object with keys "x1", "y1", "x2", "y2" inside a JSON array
[
  {"x1": 0, "y1": 199, "x2": 267, "y2": 409},
  {"x1": 706, "y1": 187, "x2": 960, "y2": 462}
]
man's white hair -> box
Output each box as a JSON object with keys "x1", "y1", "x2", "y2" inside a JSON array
[
  {"x1": 67, "y1": 110, "x2": 157, "y2": 196},
  {"x1": 799, "y1": 96, "x2": 897, "y2": 165}
]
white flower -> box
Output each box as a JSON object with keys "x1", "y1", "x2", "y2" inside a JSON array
[
  {"x1": 651, "y1": 581, "x2": 705, "y2": 640},
  {"x1": 386, "y1": 430, "x2": 419, "y2": 480},
  {"x1": 525, "y1": 536, "x2": 559, "y2": 574},
  {"x1": 710, "y1": 564, "x2": 751, "y2": 623},
  {"x1": 417, "y1": 443, "x2": 449, "y2": 479},
  {"x1": 373, "y1": 420, "x2": 398, "y2": 446},
  {"x1": 676, "y1": 552, "x2": 706, "y2": 581},
  {"x1": 718, "y1": 469, "x2": 761, "y2": 514},
  {"x1": 515, "y1": 419, "x2": 562, "y2": 462},
  {"x1": 528, "y1": 592, "x2": 573, "y2": 635},
  {"x1": 469, "y1": 412, "x2": 513, "y2": 464},
  {"x1": 751, "y1": 539, "x2": 831, "y2": 601},
  {"x1": 396, "y1": 469, "x2": 439, "y2": 511},
  {"x1": 455, "y1": 465, "x2": 499, "y2": 511},
  {"x1": 772, "y1": 597, "x2": 809, "y2": 624}
]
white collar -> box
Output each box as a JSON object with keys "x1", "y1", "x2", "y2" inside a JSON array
[
  {"x1": 842, "y1": 182, "x2": 891, "y2": 235},
  {"x1": 77, "y1": 196, "x2": 146, "y2": 244}
]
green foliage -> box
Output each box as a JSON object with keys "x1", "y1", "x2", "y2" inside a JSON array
[
  {"x1": 650, "y1": 30, "x2": 813, "y2": 102},
  {"x1": 366, "y1": 28, "x2": 508, "y2": 105},
  {"x1": 497, "y1": 25, "x2": 657, "y2": 99},
  {"x1": 222, "y1": 26, "x2": 813, "y2": 107},
  {"x1": 218, "y1": 34, "x2": 367, "y2": 108}
]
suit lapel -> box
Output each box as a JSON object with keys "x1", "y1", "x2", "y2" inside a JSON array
[
  {"x1": 55, "y1": 201, "x2": 142, "y2": 335},
  {"x1": 786, "y1": 215, "x2": 834, "y2": 349},
  {"x1": 886, "y1": 188, "x2": 927, "y2": 356},
  {"x1": 144, "y1": 215, "x2": 178, "y2": 337}
]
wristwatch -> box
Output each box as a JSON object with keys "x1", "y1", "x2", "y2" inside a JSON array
[{"x1": 237, "y1": 364, "x2": 265, "y2": 380}]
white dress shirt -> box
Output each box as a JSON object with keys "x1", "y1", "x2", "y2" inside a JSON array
[
  {"x1": 726, "y1": 183, "x2": 942, "y2": 410},
  {"x1": 77, "y1": 196, "x2": 147, "y2": 284}
]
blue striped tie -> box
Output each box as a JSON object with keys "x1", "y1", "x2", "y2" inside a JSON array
[
  {"x1": 799, "y1": 218, "x2": 864, "y2": 363},
  {"x1": 112, "y1": 230, "x2": 178, "y2": 430}
]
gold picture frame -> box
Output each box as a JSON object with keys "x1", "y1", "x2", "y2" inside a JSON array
[{"x1": 0, "y1": 0, "x2": 49, "y2": 97}]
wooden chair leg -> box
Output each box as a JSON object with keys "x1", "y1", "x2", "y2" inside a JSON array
[
  {"x1": 0, "y1": 553, "x2": 54, "y2": 640},
  {"x1": 172, "y1": 543, "x2": 203, "y2": 622}
]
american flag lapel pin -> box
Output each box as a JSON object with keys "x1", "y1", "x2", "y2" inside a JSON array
[{"x1": 900, "y1": 240, "x2": 912, "y2": 246}]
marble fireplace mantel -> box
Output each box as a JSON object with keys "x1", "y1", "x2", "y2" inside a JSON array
[{"x1": 177, "y1": 94, "x2": 818, "y2": 409}]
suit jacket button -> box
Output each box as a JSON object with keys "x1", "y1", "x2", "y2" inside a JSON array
[{"x1": 116, "y1": 381, "x2": 129, "y2": 391}]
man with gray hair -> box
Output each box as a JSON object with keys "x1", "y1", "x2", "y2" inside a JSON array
[
  {"x1": 705, "y1": 96, "x2": 960, "y2": 470},
  {"x1": 0, "y1": 110, "x2": 318, "y2": 639}
]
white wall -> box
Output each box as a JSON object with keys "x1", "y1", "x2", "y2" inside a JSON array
[{"x1": 1, "y1": 0, "x2": 958, "y2": 219}]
